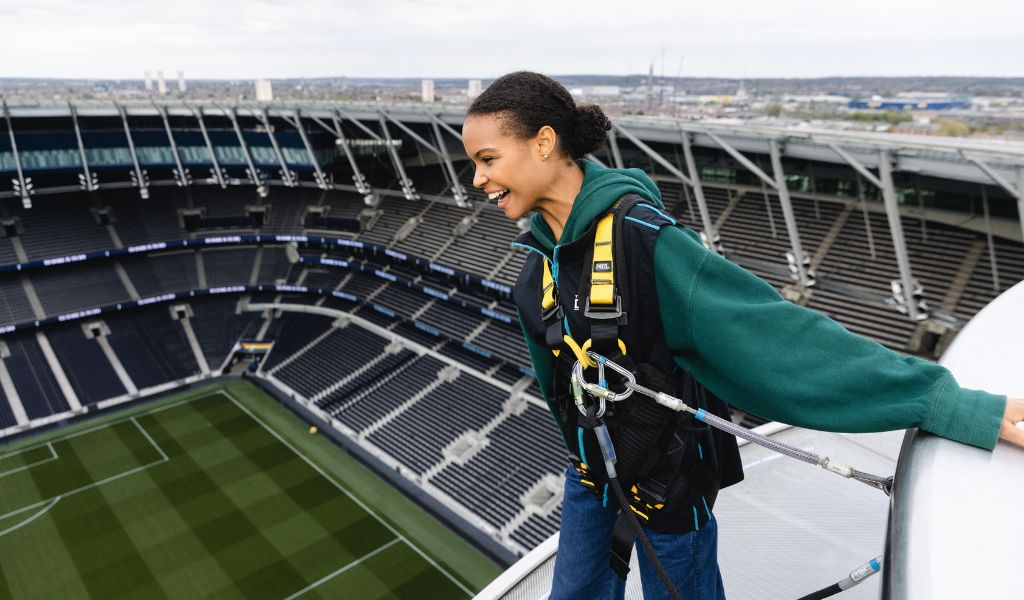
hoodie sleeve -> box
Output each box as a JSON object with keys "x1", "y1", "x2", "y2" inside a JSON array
[{"x1": 653, "y1": 225, "x2": 1006, "y2": 450}]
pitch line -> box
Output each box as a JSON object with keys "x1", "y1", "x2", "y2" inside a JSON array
[
  {"x1": 0, "y1": 442, "x2": 58, "y2": 478},
  {"x1": 0, "y1": 497, "x2": 61, "y2": 539},
  {"x1": 220, "y1": 391, "x2": 474, "y2": 598},
  {"x1": 282, "y1": 537, "x2": 402, "y2": 600}
]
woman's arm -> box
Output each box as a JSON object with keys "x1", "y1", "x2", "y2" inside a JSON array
[{"x1": 653, "y1": 225, "x2": 1009, "y2": 450}]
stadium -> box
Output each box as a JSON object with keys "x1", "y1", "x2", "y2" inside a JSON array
[{"x1": 0, "y1": 99, "x2": 1022, "y2": 599}]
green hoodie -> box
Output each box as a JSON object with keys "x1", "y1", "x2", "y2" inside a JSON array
[{"x1": 518, "y1": 160, "x2": 1006, "y2": 450}]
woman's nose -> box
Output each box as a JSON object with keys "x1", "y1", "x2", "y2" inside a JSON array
[{"x1": 472, "y1": 169, "x2": 486, "y2": 189}]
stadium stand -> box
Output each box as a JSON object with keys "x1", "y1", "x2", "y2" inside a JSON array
[
  {"x1": 2, "y1": 332, "x2": 71, "y2": 419},
  {"x1": 0, "y1": 152, "x2": 1020, "y2": 561}
]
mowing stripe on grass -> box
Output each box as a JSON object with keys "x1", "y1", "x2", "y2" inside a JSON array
[
  {"x1": 0, "y1": 443, "x2": 58, "y2": 478},
  {"x1": 220, "y1": 390, "x2": 475, "y2": 598},
  {"x1": 282, "y1": 537, "x2": 402, "y2": 600},
  {"x1": 30, "y1": 433, "x2": 166, "y2": 599},
  {"x1": 135, "y1": 399, "x2": 311, "y2": 599},
  {"x1": 0, "y1": 435, "x2": 168, "y2": 522}
]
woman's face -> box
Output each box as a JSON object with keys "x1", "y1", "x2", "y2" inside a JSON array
[{"x1": 462, "y1": 113, "x2": 554, "y2": 221}]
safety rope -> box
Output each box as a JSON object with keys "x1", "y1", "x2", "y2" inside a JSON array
[{"x1": 572, "y1": 352, "x2": 895, "y2": 496}]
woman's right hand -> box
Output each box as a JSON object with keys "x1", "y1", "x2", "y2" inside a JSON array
[{"x1": 998, "y1": 398, "x2": 1024, "y2": 448}]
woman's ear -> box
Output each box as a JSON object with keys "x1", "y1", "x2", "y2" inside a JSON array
[{"x1": 534, "y1": 125, "x2": 558, "y2": 161}]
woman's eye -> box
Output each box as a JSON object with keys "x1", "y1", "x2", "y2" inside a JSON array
[{"x1": 482, "y1": 157, "x2": 493, "y2": 164}]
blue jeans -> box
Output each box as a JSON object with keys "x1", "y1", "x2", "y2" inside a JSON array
[{"x1": 550, "y1": 466, "x2": 727, "y2": 600}]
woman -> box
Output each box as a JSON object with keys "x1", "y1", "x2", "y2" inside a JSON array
[{"x1": 461, "y1": 71, "x2": 1024, "y2": 600}]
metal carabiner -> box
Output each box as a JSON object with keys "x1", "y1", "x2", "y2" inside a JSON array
[
  {"x1": 572, "y1": 352, "x2": 637, "y2": 404},
  {"x1": 571, "y1": 369, "x2": 606, "y2": 418}
]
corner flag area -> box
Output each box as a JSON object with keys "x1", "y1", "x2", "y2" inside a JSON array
[{"x1": 0, "y1": 381, "x2": 499, "y2": 599}]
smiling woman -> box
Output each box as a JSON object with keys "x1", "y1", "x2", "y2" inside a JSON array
[
  {"x1": 461, "y1": 71, "x2": 610, "y2": 239},
  {"x1": 462, "y1": 71, "x2": 1022, "y2": 600}
]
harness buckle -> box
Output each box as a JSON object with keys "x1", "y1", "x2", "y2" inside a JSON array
[
  {"x1": 583, "y1": 295, "x2": 623, "y2": 320},
  {"x1": 631, "y1": 481, "x2": 668, "y2": 511},
  {"x1": 541, "y1": 302, "x2": 563, "y2": 323}
]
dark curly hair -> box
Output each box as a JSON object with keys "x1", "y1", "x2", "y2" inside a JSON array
[{"x1": 466, "y1": 71, "x2": 611, "y2": 160}]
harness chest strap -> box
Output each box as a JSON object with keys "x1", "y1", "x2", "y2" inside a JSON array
[{"x1": 541, "y1": 210, "x2": 621, "y2": 366}]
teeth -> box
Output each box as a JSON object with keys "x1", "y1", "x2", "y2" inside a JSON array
[{"x1": 489, "y1": 189, "x2": 509, "y2": 201}]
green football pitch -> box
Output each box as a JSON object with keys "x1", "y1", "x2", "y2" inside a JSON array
[{"x1": 0, "y1": 380, "x2": 501, "y2": 599}]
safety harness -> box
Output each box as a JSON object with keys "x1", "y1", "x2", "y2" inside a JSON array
[
  {"x1": 530, "y1": 195, "x2": 742, "y2": 583},
  {"x1": 515, "y1": 194, "x2": 892, "y2": 600}
]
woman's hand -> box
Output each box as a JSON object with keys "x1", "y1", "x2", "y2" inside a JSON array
[{"x1": 998, "y1": 398, "x2": 1024, "y2": 448}]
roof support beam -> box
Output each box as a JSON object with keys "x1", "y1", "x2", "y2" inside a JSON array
[
  {"x1": 280, "y1": 109, "x2": 328, "y2": 190},
  {"x1": 69, "y1": 102, "x2": 97, "y2": 192},
  {"x1": 856, "y1": 176, "x2": 877, "y2": 261},
  {"x1": 703, "y1": 130, "x2": 775, "y2": 188},
  {"x1": 611, "y1": 122, "x2": 692, "y2": 186},
  {"x1": 824, "y1": 142, "x2": 883, "y2": 189},
  {"x1": 115, "y1": 102, "x2": 149, "y2": 199},
  {"x1": 382, "y1": 111, "x2": 465, "y2": 204},
  {"x1": 606, "y1": 129, "x2": 624, "y2": 169},
  {"x1": 222, "y1": 106, "x2": 266, "y2": 198},
  {"x1": 2, "y1": 100, "x2": 32, "y2": 207},
  {"x1": 430, "y1": 116, "x2": 463, "y2": 142},
  {"x1": 255, "y1": 109, "x2": 296, "y2": 187},
  {"x1": 376, "y1": 113, "x2": 419, "y2": 201},
  {"x1": 430, "y1": 118, "x2": 468, "y2": 207},
  {"x1": 1019, "y1": 167, "x2": 1024, "y2": 247},
  {"x1": 187, "y1": 105, "x2": 226, "y2": 189},
  {"x1": 768, "y1": 139, "x2": 812, "y2": 287},
  {"x1": 310, "y1": 111, "x2": 375, "y2": 201},
  {"x1": 680, "y1": 131, "x2": 720, "y2": 253},
  {"x1": 878, "y1": 151, "x2": 924, "y2": 321},
  {"x1": 382, "y1": 111, "x2": 440, "y2": 155},
  {"x1": 154, "y1": 103, "x2": 190, "y2": 188},
  {"x1": 961, "y1": 154, "x2": 1024, "y2": 247},
  {"x1": 331, "y1": 112, "x2": 373, "y2": 199},
  {"x1": 336, "y1": 108, "x2": 383, "y2": 141},
  {"x1": 961, "y1": 152, "x2": 1020, "y2": 200},
  {"x1": 980, "y1": 185, "x2": 1001, "y2": 291}
]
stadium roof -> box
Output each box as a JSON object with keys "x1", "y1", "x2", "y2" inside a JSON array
[{"x1": 4, "y1": 99, "x2": 1023, "y2": 191}]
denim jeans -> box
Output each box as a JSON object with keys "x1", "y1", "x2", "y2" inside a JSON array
[{"x1": 550, "y1": 466, "x2": 727, "y2": 600}]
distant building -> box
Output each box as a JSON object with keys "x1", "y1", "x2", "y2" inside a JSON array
[
  {"x1": 255, "y1": 79, "x2": 273, "y2": 102},
  {"x1": 849, "y1": 94, "x2": 972, "y2": 111},
  {"x1": 144, "y1": 71, "x2": 152, "y2": 91},
  {"x1": 467, "y1": 79, "x2": 482, "y2": 99},
  {"x1": 156, "y1": 70, "x2": 167, "y2": 95},
  {"x1": 572, "y1": 85, "x2": 621, "y2": 97},
  {"x1": 421, "y1": 79, "x2": 435, "y2": 103},
  {"x1": 177, "y1": 71, "x2": 186, "y2": 93}
]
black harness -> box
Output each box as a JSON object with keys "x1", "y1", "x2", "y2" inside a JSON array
[{"x1": 513, "y1": 194, "x2": 744, "y2": 580}]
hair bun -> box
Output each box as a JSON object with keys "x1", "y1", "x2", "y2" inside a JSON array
[{"x1": 570, "y1": 104, "x2": 612, "y2": 158}]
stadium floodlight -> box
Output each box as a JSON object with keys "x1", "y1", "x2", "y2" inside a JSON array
[
  {"x1": 13, "y1": 176, "x2": 33, "y2": 209},
  {"x1": 363, "y1": 191, "x2": 381, "y2": 208},
  {"x1": 786, "y1": 251, "x2": 816, "y2": 287},
  {"x1": 78, "y1": 172, "x2": 99, "y2": 191},
  {"x1": 890, "y1": 278, "x2": 928, "y2": 320}
]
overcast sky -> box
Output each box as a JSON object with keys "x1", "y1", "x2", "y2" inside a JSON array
[{"x1": 3, "y1": 0, "x2": 1023, "y2": 80}]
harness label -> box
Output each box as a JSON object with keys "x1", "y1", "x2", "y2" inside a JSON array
[{"x1": 593, "y1": 261, "x2": 612, "y2": 273}]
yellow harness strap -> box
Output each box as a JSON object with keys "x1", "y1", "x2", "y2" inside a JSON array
[
  {"x1": 541, "y1": 258, "x2": 557, "y2": 313},
  {"x1": 589, "y1": 212, "x2": 616, "y2": 307},
  {"x1": 540, "y1": 210, "x2": 626, "y2": 369}
]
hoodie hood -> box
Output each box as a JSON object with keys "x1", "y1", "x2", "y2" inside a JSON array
[{"x1": 529, "y1": 159, "x2": 664, "y2": 251}]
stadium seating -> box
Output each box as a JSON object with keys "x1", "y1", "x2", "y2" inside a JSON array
[{"x1": 0, "y1": 173, "x2": 1020, "y2": 560}]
